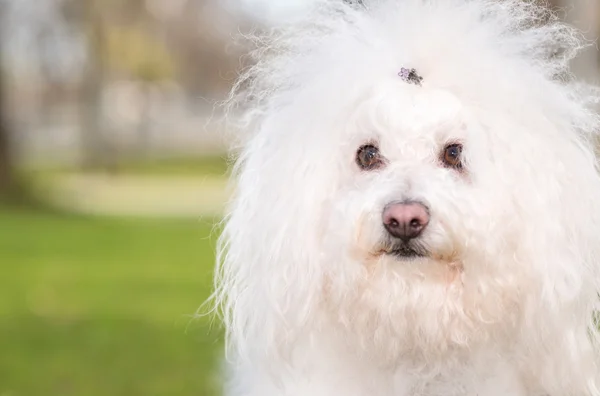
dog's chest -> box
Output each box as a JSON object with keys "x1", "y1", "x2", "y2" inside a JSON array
[{"x1": 390, "y1": 358, "x2": 527, "y2": 396}]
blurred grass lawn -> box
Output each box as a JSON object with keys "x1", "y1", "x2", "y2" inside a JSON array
[
  {"x1": 115, "y1": 156, "x2": 230, "y2": 177},
  {"x1": 28, "y1": 155, "x2": 231, "y2": 179},
  {"x1": 0, "y1": 207, "x2": 224, "y2": 396}
]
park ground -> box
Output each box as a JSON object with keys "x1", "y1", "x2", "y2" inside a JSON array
[{"x1": 0, "y1": 157, "x2": 229, "y2": 396}]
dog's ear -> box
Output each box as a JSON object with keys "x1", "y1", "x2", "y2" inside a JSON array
[
  {"x1": 515, "y1": 122, "x2": 600, "y2": 395},
  {"x1": 211, "y1": 122, "x2": 337, "y2": 365}
]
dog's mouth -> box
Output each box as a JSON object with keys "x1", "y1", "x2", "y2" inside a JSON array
[
  {"x1": 389, "y1": 246, "x2": 426, "y2": 259},
  {"x1": 379, "y1": 241, "x2": 429, "y2": 261}
]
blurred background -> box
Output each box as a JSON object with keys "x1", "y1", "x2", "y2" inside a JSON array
[{"x1": 0, "y1": 0, "x2": 597, "y2": 395}]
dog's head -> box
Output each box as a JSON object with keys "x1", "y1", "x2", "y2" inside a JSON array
[{"x1": 214, "y1": 0, "x2": 600, "y2": 391}]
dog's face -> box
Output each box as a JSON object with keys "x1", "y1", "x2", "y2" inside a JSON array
[
  {"x1": 330, "y1": 87, "x2": 477, "y2": 273},
  {"x1": 317, "y1": 84, "x2": 564, "y2": 359}
]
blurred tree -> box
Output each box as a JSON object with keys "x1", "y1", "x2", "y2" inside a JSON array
[
  {"x1": 58, "y1": 0, "x2": 115, "y2": 170},
  {"x1": 166, "y1": 0, "x2": 248, "y2": 99},
  {"x1": 105, "y1": 16, "x2": 175, "y2": 158},
  {"x1": 107, "y1": 26, "x2": 174, "y2": 82},
  {"x1": 0, "y1": 40, "x2": 25, "y2": 202},
  {"x1": 7, "y1": 0, "x2": 248, "y2": 169},
  {"x1": 0, "y1": 77, "x2": 16, "y2": 198},
  {"x1": 80, "y1": 0, "x2": 114, "y2": 171}
]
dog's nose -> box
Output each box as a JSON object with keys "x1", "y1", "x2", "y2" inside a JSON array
[{"x1": 382, "y1": 201, "x2": 429, "y2": 241}]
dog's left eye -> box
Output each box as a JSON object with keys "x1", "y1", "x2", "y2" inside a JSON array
[
  {"x1": 356, "y1": 144, "x2": 384, "y2": 170},
  {"x1": 441, "y1": 143, "x2": 463, "y2": 169}
]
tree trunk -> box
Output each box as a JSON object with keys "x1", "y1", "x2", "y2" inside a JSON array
[
  {"x1": 79, "y1": 0, "x2": 115, "y2": 171},
  {"x1": 0, "y1": 41, "x2": 19, "y2": 199},
  {"x1": 0, "y1": 113, "x2": 16, "y2": 197}
]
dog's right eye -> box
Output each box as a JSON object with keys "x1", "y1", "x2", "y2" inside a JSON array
[{"x1": 356, "y1": 145, "x2": 384, "y2": 170}]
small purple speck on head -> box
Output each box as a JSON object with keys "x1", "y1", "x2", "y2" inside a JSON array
[{"x1": 398, "y1": 67, "x2": 423, "y2": 86}]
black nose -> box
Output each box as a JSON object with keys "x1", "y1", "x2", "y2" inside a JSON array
[{"x1": 382, "y1": 201, "x2": 430, "y2": 241}]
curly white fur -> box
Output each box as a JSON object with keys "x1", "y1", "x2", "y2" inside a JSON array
[{"x1": 211, "y1": 1, "x2": 600, "y2": 395}]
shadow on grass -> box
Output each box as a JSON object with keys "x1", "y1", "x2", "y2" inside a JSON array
[{"x1": 0, "y1": 173, "x2": 80, "y2": 218}]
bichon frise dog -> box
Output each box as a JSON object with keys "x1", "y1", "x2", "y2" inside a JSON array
[{"x1": 211, "y1": 1, "x2": 600, "y2": 395}]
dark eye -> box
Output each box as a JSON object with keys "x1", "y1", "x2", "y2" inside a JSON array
[
  {"x1": 356, "y1": 144, "x2": 384, "y2": 170},
  {"x1": 441, "y1": 143, "x2": 463, "y2": 169}
]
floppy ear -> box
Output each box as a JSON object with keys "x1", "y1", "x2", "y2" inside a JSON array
[
  {"x1": 212, "y1": 114, "x2": 338, "y2": 364},
  {"x1": 515, "y1": 123, "x2": 600, "y2": 395}
]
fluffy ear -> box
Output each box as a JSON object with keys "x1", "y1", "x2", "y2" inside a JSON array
[
  {"x1": 212, "y1": 113, "x2": 338, "y2": 364},
  {"x1": 516, "y1": 119, "x2": 600, "y2": 395}
]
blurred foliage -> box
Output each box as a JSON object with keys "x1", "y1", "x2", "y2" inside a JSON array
[
  {"x1": 0, "y1": 207, "x2": 223, "y2": 396},
  {"x1": 106, "y1": 26, "x2": 175, "y2": 82},
  {"x1": 2, "y1": 0, "x2": 251, "y2": 174}
]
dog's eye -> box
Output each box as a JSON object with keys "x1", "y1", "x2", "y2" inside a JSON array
[
  {"x1": 356, "y1": 144, "x2": 384, "y2": 170},
  {"x1": 441, "y1": 143, "x2": 463, "y2": 169}
]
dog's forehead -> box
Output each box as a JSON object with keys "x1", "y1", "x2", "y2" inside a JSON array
[{"x1": 385, "y1": 88, "x2": 464, "y2": 133}]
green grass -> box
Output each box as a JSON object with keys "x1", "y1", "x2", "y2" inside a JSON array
[
  {"x1": 0, "y1": 208, "x2": 223, "y2": 396},
  {"x1": 112, "y1": 156, "x2": 231, "y2": 177},
  {"x1": 27, "y1": 156, "x2": 231, "y2": 179}
]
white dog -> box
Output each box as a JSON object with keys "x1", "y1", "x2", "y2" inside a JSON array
[{"x1": 211, "y1": 1, "x2": 600, "y2": 395}]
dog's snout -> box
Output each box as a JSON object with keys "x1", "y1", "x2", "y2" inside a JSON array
[{"x1": 382, "y1": 202, "x2": 429, "y2": 241}]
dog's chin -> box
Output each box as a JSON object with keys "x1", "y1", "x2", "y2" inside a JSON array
[{"x1": 375, "y1": 240, "x2": 464, "y2": 282}]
